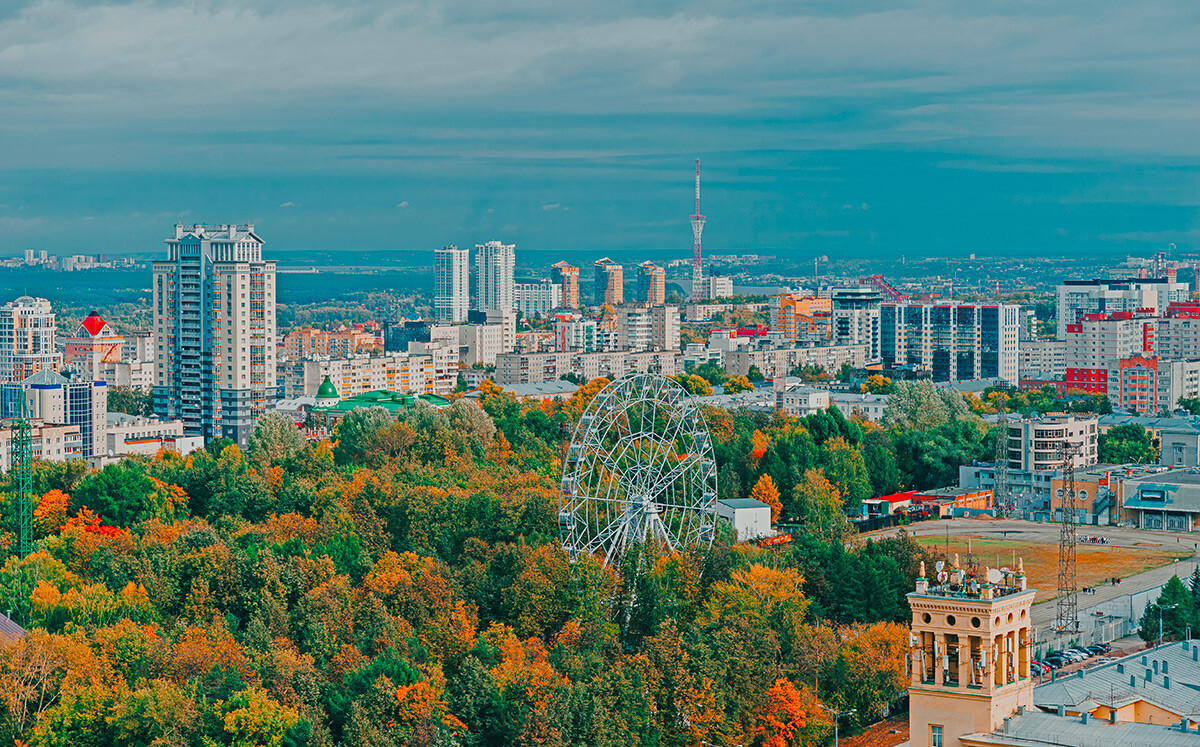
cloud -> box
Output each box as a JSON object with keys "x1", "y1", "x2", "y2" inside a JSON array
[
  {"x1": 279, "y1": 201, "x2": 298, "y2": 208},
  {"x1": 396, "y1": 200, "x2": 408, "y2": 208},
  {"x1": 540, "y1": 202, "x2": 560, "y2": 211}
]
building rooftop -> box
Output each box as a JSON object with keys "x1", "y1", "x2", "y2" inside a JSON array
[
  {"x1": 963, "y1": 708, "x2": 1200, "y2": 746},
  {"x1": 20, "y1": 369, "x2": 69, "y2": 387},
  {"x1": 314, "y1": 390, "x2": 452, "y2": 414},
  {"x1": 917, "y1": 486, "x2": 990, "y2": 498},
  {"x1": 504, "y1": 380, "x2": 580, "y2": 399},
  {"x1": 1034, "y1": 639, "x2": 1200, "y2": 723},
  {"x1": 718, "y1": 498, "x2": 770, "y2": 510},
  {"x1": 0, "y1": 612, "x2": 24, "y2": 642}
]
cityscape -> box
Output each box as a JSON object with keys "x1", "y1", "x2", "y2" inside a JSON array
[{"x1": 4, "y1": 3, "x2": 1200, "y2": 747}]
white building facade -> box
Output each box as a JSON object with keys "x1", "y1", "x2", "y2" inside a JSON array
[
  {"x1": 475, "y1": 240, "x2": 515, "y2": 312},
  {"x1": 434, "y1": 245, "x2": 470, "y2": 323}
]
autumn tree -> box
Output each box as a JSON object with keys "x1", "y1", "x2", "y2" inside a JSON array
[
  {"x1": 792, "y1": 469, "x2": 848, "y2": 541},
  {"x1": 749, "y1": 474, "x2": 783, "y2": 522},
  {"x1": 757, "y1": 678, "x2": 829, "y2": 747}
]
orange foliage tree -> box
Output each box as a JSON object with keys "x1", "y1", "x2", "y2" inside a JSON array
[
  {"x1": 757, "y1": 677, "x2": 829, "y2": 747},
  {"x1": 749, "y1": 473, "x2": 783, "y2": 522}
]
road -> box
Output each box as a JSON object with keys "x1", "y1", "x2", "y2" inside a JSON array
[{"x1": 866, "y1": 518, "x2": 1200, "y2": 631}]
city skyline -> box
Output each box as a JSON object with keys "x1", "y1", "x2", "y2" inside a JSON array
[{"x1": 4, "y1": 3, "x2": 1200, "y2": 258}]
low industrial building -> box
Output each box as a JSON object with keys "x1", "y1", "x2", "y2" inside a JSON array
[
  {"x1": 1120, "y1": 468, "x2": 1200, "y2": 531},
  {"x1": 104, "y1": 412, "x2": 201, "y2": 459},
  {"x1": 715, "y1": 498, "x2": 772, "y2": 541}
]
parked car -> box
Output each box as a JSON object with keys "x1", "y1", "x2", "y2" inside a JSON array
[
  {"x1": 1085, "y1": 644, "x2": 1107, "y2": 655},
  {"x1": 1068, "y1": 647, "x2": 1093, "y2": 659},
  {"x1": 1042, "y1": 658, "x2": 1064, "y2": 670},
  {"x1": 1092, "y1": 642, "x2": 1112, "y2": 654},
  {"x1": 1031, "y1": 662, "x2": 1050, "y2": 675}
]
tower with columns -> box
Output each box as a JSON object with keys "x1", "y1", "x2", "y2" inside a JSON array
[{"x1": 907, "y1": 556, "x2": 1035, "y2": 747}]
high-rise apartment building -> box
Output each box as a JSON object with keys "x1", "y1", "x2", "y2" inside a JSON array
[
  {"x1": 638, "y1": 262, "x2": 665, "y2": 305},
  {"x1": 831, "y1": 288, "x2": 882, "y2": 362},
  {"x1": 0, "y1": 370, "x2": 106, "y2": 460},
  {"x1": 880, "y1": 302, "x2": 1020, "y2": 383},
  {"x1": 475, "y1": 240, "x2": 515, "y2": 312},
  {"x1": 153, "y1": 223, "x2": 277, "y2": 448},
  {"x1": 434, "y1": 245, "x2": 470, "y2": 323},
  {"x1": 651, "y1": 305, "x2": 680, "y2": 352},
  {"x1": 513, "y1": 282, "x2": 563, "y2": 318},
  {"x1": 593, "y1": 258, "x2": 624, "y2": 306},
  {"x1": 554, "y1": 314, "x2": 598, "y2": 352},
  {"x1": 616, "y1": 305, "x2": 652, "y2": 351},
  {"x1": 0, "y1": 296, "x2": 61, "y2": 382},
  {"x1": 1056, "y1": 278, "x2": 1188, "y2": 339},
  {"x1": 551, "y1": 261, "x2": 580, "y2": 309},
  {"x1": 1062, "y1": 311, "x2": 1152, "y2": 393}
]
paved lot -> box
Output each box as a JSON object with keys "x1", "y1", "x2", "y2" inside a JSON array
[{"x1": 867, "y1": 518, "x2": 1199, "y2": 630}]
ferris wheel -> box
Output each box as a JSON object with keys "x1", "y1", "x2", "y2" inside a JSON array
[{"x1": 559, "y1": 372, "x2": 718, "y2": 566}]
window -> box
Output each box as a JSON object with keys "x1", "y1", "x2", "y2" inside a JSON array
[{"x1": 931, "y1": 725, "x2": 944, "y2": 747}]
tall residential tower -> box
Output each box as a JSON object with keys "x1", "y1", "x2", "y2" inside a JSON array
[
  {"x1": 153, "y1": 224, "x2": 277, "y2": 448},
  {"x1": 0, "y1": 296, "x2": 61, "y2": 382},
  {"x1": 551, "y1": 261, "x2": 580, "y2": 309},
  {"x1": 638, "y1": 261, "x2": 665, "y2": 306},
  {"x1": 475, "y1": 240, "x2": 515, "y2": 312},
  {"x1": 434, "y1": 245, "x2": 470, "y2": 323}
]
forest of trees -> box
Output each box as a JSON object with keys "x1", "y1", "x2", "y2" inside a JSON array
[{"x1": 0, "y1": 378, "x2": 981, "y2": 746}]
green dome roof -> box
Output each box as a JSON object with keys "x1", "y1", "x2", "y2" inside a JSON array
[{"x1": 316, "y1": 375, "x2": 339, "y2": 401}]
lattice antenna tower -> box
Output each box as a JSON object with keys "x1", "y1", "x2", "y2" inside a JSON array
[
  {"x1": 690, "y1": 158, "x2": 706, "y2": 281},
  {"x1": 1055, "y1": 441, "x2": 1080, "y2": 635},
  {"x1": 12, "y1": 388, "x2": 33, "y2": 558},
  {"x1": 993, "y1": 393, "x2": 1008, "y2": 517}
]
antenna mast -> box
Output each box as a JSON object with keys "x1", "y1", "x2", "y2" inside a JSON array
[
  {"x1": 1055, "y1": 441, "x2": 1079, "y2": 635},
  {"x1": 12, "y1": 389, "x2": 33, "y2": 558},
  {"x1": 690, "y1": 158, "x2": 706, "y2": 298},
  {"x1": 994, "y1": 394, "x2": 1008, "y2": 517}
]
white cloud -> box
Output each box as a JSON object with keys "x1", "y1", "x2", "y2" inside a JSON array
[
  {"x1": 396, "y1": 200, "x2": 408, "y2": 208},
  {"x1": 279, "y1": 201, "x2": 298, "y2": 207},
  {"x1": 541, "y1": 202, "x2": 560, "y2": 210}
]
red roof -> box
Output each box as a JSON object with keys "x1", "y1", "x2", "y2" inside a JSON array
[
  {"x1": 80, "y1": 312, "x2": 108, "y2": 337},
  {"x1": 876, "y1": 490, "x2": 918, "y2": 503}
]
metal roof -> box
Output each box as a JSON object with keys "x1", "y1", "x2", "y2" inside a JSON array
[
  {"x1": 964, "y1": 709, "x2": 1200, "y2": 746},
  {"x1": 718, "y1": 498, "x2": 770, "y2": 510}
]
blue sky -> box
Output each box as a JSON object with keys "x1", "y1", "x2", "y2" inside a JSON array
[{"x1": 2, "y1": 0, "x2": 1200, "y2": 261}]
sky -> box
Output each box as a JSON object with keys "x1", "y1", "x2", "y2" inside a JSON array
[{"x1": 3, "y1": 0, "x2": 1200, "y2": 262}]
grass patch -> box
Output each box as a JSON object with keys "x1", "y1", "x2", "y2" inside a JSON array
[{"x1": 914, "y1": 534, "x2": 1192, "y2": 601}]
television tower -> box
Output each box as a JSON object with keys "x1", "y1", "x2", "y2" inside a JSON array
[{"x1": 690, "y1": 158, "x2": 706, "y2": 293}]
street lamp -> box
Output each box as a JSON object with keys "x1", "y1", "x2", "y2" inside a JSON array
[
  {"x1": 818, "y1": 705, "x2": 857, "y2": 747},
  {"x1": 1159, "y1": 603, "x2": 1178, "y2": 649}
]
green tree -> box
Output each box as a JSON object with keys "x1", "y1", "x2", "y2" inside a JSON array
[
  {"x1": 747, "y1": 365, "x2": 764, "y2": 382},
  {"x1": 70, "y1": 462, "x2": 157, "y2": 526},
  {"x1": 248, "y1": 412, "x2": 305, "y2": 467},
  {"x1": 1138, "y1": 575, "x2": 1196, "y2": 643},
  {"x1": 107, "y1": 386, "x2": 153, "y2": 417},
  {"x1": 792, "y1": 469, "x2": 848, "y2": 541},
  {"x1": 333, "y1": 406, "x2": 396, "y2": 466},
  {"x1": 820, "y1": 437, "x2": 872, "y2": 511},
  {"x1": 1098, "y1": 423, "x2": 1156, "y2": 464}
]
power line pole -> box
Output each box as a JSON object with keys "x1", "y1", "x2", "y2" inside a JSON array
[{"x1": 1056, "y1": 441, "x2": 1080, "y2": 635}]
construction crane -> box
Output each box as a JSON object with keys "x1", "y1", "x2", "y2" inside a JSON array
[
  {"x1": 12, "y1": 389, "x2": 33, "y2": 558},
  {"x1": 1055, "y1": 441, "x2": 1080, "y2": 635}
]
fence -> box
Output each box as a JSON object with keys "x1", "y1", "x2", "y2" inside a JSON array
[{"x1": 1035, "y1": 618, "x2": 1134, "y2": 658}]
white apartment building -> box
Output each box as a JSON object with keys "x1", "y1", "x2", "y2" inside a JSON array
[
  {"x1": 1018, "y1": 340, "x2": 1066, "y2": 378},
  {"x1": 1056, "y1": 278, "x2": 1188, "y2": 339},
  {"x1": 105, "y1": 412, "x2": 199, "y2": 459},
  {"x1": 0, "y1": 421, "x2": 82, "y2": 464},
  {"x1": 1153, "y1": 304, "x2": 1200, "y2": 359},
  {"x1": 475, "y1": 240, "x2": 515, "y2": 312},
  {"x1": 651, "y1": 305, "x2": 680, "y2": 352},
  {"x1": 122, "y1": 330, "x2": 154, "y2": 362},
  {"x1": 780, "y1": 385, "x2": 831, "y2": 417},
  {"x1": 831, "y1": 288, "x2": 882, "y2": 362},
  {"x1": 434, "y1": 245, "x2": 470, "y2": 323},
  {"x1": 430, "y1": 322, "x2": 504, "y2": 367},
  {"x1": 724, "y1": 344, "x2": 869, "y2": 379},
  {"x1": 153, "y1": 223, "x2": 276, "y2": 447},
  {"x1": 554, "y1": 317, "x2": 599, "y2": 352},
  {"x1": 617, "y1": 306, "x2": 653, "y2": 351},
  {"x1": 513, "y1": 282, "x2": 562, "y2": 319},
  {"x1": 1006, "y1": 415, "x2": 1098, "y2": 472},
  {"x1": 830, "y1": 391, "x2": 890, "y2": 422},
  {"x1": 282, "y1": 348, "x2": 457, "y2": 400},
  {"x1": 0, "y1": 296, "x2": 61, "y2": 382},
  {"x1": 494, "y1": 350, "x2": 680, "y2": 386},
  {"x1": 692, "y1": 274, "x2": 733, "y2": 301},
  {"x1": 879, "y1": 302, "x2": 1020, "y2": 383}
]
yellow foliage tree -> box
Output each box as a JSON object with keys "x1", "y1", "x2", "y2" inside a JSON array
[
  {"x1": 33, "y1": 489, "x2": 70, "y2": 534},
  {"x1": 749, "y1": 473, "x2": 783, "y2": 522}
]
